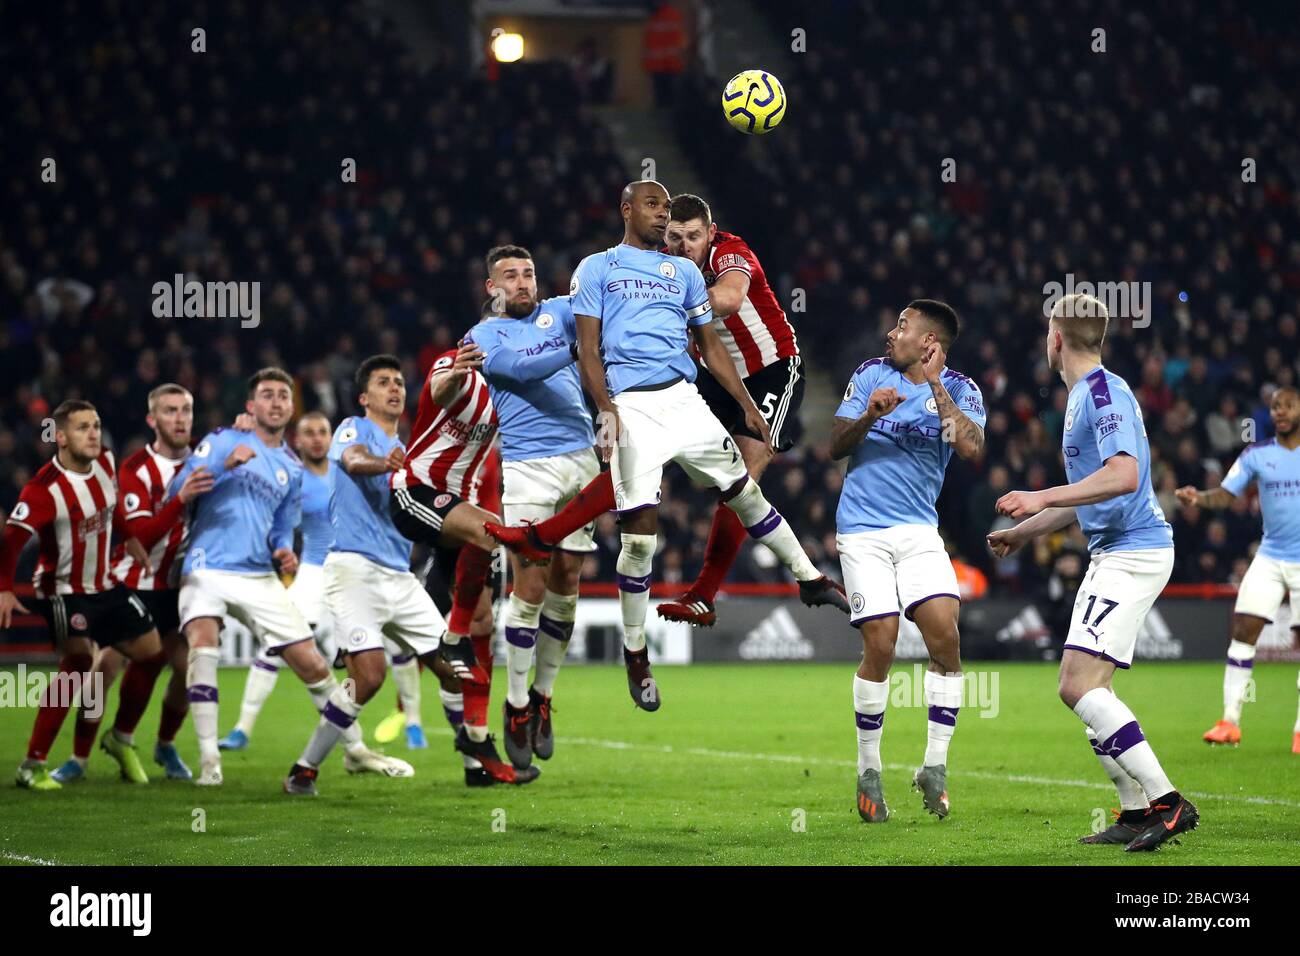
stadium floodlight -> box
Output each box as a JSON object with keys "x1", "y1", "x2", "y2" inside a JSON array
[{"x1": 491, "y1": 32, "x2": 524, "y2": 63}]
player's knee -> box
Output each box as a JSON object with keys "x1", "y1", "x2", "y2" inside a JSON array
[
  {"x1": 1229, "y1": 615, "x2": 1262, "y2": 644},
  {"x1": 721, "y1": 477, "x2": 770, "y2": 527},
  {"x1": 351, "y1": 666, "x2": 385, "y2": 703},
  {"x1": 1057, "y1": 674, "x2": 1084, "y2": 709},
  {"x1": 742, "y1": 442, "x2": 775, "y2": 479},
  {"x1": 859, "y1": 621, "x2": 898, "y2": 665},
  {"x1": 926, "y1": 622, "x2": 961, "y2": 660},
  {"x1": 548, "y1": 557, "x2": 582, "y2": 595},
  {"x1": 506, "y1": 593, "x2": 543, "y2": 629},
  {"x1": 285, "y1": 643, "x2": 329, "y2": 684},
  {"x1": 619, "y1": 532, "x2": 657, "y2": 567},
  {"x1": 185, "y1": 618, "x2": 220, "y2": 648}
]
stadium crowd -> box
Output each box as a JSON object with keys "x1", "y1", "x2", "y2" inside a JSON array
[
  {"x1": 3, "y1": 0, "x2": 1299, "y2": 595},
  {"x1": 676, "y1": 0, "x2": 1300, "y2": 592}
]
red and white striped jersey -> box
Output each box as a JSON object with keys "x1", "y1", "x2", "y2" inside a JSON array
[
  {"x1": 475, "y1": 445, "x2": 502, "y2": 513},
  {"x1": 112, "y1": 444, "x2": 190, "y2": 591},
  {"x1": 706, "y1": 230, "x2": 798, "y2": 377},
  {"x1": 392, "y1": 350, "x2": 499, "y2": 501},
  {"x1": 8, "y1": 452, "x2": 120, "y2": 597}
]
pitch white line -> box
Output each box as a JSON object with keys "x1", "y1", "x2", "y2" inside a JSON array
[
  {"x1": 1, "y1": 850, "x2": 59, "y2": 866},
  {"x1": 434, "y1": 728, "x2": 1300, "y2": 809}
]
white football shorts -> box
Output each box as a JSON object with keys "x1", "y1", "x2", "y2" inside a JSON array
[
  {"x1": 1063, "y1": 548, "x2": 1174, "y2": 669},
  {"x1": 324, "y1": 551, "x2": 447, "y2": 658},
  {"x1": 837, "y1": 524, "x2": 960, "y2": 626},
  {"x1": 611, "y1": 379, "x2": 749, "y2": 512},
  {"x1": 502, "y1": 447, "x2": 601, "y2": 552},
  {"x1": 1233, "y1": 552, "x2": 1300, "y2": 622},
  {"x1": 287, "y1": 561, "x2": 327, "y2": 626},
  {"x1": 179, "y1": 568, "x2": 312, "y2": 654}
]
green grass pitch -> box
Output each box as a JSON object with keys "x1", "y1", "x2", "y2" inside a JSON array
[{"x1": 1, "y1": 661, "x2": 1297, "y2": 865}]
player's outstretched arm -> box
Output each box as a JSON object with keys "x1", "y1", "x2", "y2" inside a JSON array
[
  {"x1": 997, "y1": 454, "x2": 1138, "y2": 519},
  {"x1": 987, "y1": 505, "x2": 1078, "y2": 556},
  {"x1": 691, "y1": 321, "x2": 771, "y2": 448},
  {"x1": 482, "y1": 337, "x2": 577, "y2": 385},
  {"x1": 1174, "y1": 485, "x2": 1235, "y2": 510}
]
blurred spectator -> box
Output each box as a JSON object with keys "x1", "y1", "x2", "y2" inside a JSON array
[
  {"x1": 644, "y1": 1, "x2": 688, "y2": 106},
  {"x1": 571, "y1": 37, "x2": 615, "y2": 104}
]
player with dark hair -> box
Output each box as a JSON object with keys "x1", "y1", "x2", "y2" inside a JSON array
[
  {"x1": 832, "y1": 299, "x2": 985, "y2": 823},
  {"x1": 387, "y1": 331, "x2": 534, "y2": 782},
  {"x1": 2, "y1": 401, "x2": 171, "y2": 790},
  {"x1": 217, "y1": 410, "x2": 349, "y2": 755},
  {"x1": 464, "y1": 244, "x2": 595, "y2": 770},
  {"x1": 173, "y1": 368, "x2": 395, "y2": 786},
  {"x1": 1176, "y1": 385, "x2": 1300, "y2": 753}
]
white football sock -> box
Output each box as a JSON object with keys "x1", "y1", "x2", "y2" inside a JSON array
[
  {"x1": 390, "y1": 654, "x2": 422, "y2": 727},
  {"x1": 923, "y1": 671, "x2": 963, "y2": 767},
  {"x1": 1086, "y1": 726, "x2": 1148, "y2": 811},
  {"x1": 439, "y1": 688, "x2": 464, "y2": 730},
  {"x1": 534, "y1": 589, "x2": 577, "y2": 697},
  {"x1": 504, "y1": 593, "x2": 542, "y2": 709},
  {"x1": 617, "y1": 533, "x2": 656, "y2": 652},
  {"x1": 853, "y1": 675, "x2": 889, "y2": 773},
  {"x1": 305, "y1": 675, "x2": 365, "y2": 752},
  {"x1": 186, "y1": 646, "x2": 221, "y2": 764},
  {"x1": 1223, "y1": 639, "x2": 1256, "y2": 724},
  {"x1": 235, "y1": 659, "x2": 281, "y2": 736},
  {"x1": 466, "y1": 723, "x2": 488, "y2": 743},
  {"x1": 1074, "y1": 688, "x2": 1174, "y2": 801},
  {"x1": 724, "y1": 480, "x2": 818, "y2": 581},
  {"x1": 299, "y1": 683, "x2": 361, "y2": 769}
]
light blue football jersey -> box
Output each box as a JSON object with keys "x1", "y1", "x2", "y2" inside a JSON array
[
  {"x1": 1221, "y1": 438, "x2": 1300, "y2": 562},
  {"x1": 298, "y1": 464, "x2": 334, "y2": 567},
  {"x1": 835, "y1": 358, "x2": 987, "y2": 533},
  {"x1": 327, "y1": 416, "x2": 412, "y2": 572},
  {"x1": 466, "y1": 296, "x2": 594, "y2": 462},
  {"x1": 171, "y1": 428, "x2": 302, "y2": 575},
  {"x1": 1062, "y1": 366, "x2": 1173, "y2": 553},
  {"x1": 569, "y1": 244, "x2": 712, "y2": 395}
]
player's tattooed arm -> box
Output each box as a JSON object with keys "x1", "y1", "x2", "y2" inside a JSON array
[
  {"x1": 928, "y1": 382, "x2": 984, "y2": 460},
  {"x1": 921, "y1": 342, "x2": 983, "y2": 460},
  {"x1": 1174, "y1": 485, "x2": 1234, "y2": 510},
  {"x1": 341, "y1": 443, "x2": 405, "y2": 476},
  {"x1": 830, "y1": 387, "x2": 903, "y2": 460}
]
